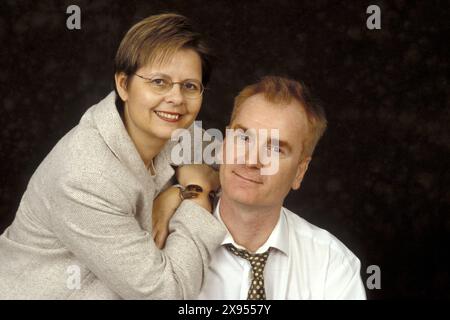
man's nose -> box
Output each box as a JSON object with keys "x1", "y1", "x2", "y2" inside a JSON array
[
  {"x1": 164, "y1": 83, "x2": 184, "y2": 105},
  {"x1": 245, "y1": 141, "x2": 263, "y2": 169}
]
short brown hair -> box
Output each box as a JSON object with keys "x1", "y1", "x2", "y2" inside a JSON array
[
  {"x1": 231, "y1": 76, "x2": 327, "y2": 157},
  {"x1": 114, "y1": 13, "x2": 213, "y2": 96}
]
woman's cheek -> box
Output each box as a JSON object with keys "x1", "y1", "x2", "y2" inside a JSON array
[{"x1": 189, "y1": 101, "x2": 202, "y2": 117}]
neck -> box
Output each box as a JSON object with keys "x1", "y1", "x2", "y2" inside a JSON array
[
  {"x1": 123, "y1": 113, "x2": 166, "y2": 169},
  {"x1": 219, "y1": 195, "x2": 281, "y2": 253}
]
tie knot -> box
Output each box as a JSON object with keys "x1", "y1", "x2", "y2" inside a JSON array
[
  {"x1": 225, "y1": 244, "x2": 270, "y2": 267},
  {"x1": 225, "y1": 243, "x2": 270, "y2": 300}
]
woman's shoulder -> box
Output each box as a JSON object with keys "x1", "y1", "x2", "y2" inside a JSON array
[
  {"x1": 40, "y1": 122, "x2": 115, "y2": 179},
  {"x1": 39, "y1": 98, "x2": 123, "y2": 178},
  {"x1": 30, "y1": 92, "x2": 144, "y2": 199}
]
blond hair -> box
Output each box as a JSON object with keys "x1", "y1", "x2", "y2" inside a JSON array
[{"x1": 231, "y1": 76, "x2": 327, "y2": 157}]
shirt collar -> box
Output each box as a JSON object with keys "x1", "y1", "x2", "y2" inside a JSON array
[{"x1": 214, "y1": 200, "x2": 290, "y2": 256}]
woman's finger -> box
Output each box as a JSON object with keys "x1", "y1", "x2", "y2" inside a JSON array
[{"x1": 155, "y1": 232, "x2": 166, "y2": 249}]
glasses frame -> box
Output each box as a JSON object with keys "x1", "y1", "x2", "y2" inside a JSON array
[{"x1": 134, "y1": 73, "x2": 205, "y2": 99}]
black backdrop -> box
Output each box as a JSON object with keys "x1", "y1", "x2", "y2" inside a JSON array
[{"x1": 0, "y1": 0, "x2": 449, "y2": 299}]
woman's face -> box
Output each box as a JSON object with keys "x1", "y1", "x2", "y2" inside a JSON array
[{"x1": 116, "y1": 48, "x2": 203, "y2": 143}]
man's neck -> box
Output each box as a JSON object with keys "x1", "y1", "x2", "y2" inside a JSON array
[{"x1": 219, "y1": 195, "x2": 281, "y2": 253}]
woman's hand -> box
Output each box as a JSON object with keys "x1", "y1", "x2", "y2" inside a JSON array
[
  {"x1": 152, "y1": 186, "x2": 182, "y2": 249},
  {"x1": 176, "y1": 164, "x2": 220, "y2": 194},
  {"x1": 152, "y1": 165, "x2": 220, "y2": 249},
  {"x1": 176, "y1": 164, "x2": 220, "y2": 213}
]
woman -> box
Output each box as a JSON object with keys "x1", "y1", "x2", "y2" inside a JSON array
[{"x1": 0, "y1": 13, "x2": 225, "y2": 299}]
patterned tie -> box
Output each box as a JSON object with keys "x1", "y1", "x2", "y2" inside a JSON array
[{"x1": 225, "y1": 244, "x2": 270, "y2": 300}]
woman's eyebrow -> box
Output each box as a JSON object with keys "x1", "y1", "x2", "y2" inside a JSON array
[
  {"x1": 145, "y1": 72, "x2": 201, "y2": 82},
  {"x1": 145, "y1": 72, "x2": 169, "y2": 77}
]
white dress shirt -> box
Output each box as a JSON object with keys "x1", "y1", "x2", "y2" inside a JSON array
[{"x1": 198, "y1": 201, "x2": 367, "y2": 300}]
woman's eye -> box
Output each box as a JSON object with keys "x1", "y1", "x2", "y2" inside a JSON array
[
  {"x1": 183, "y1": 82, "x2": 199, "y2": 91},
  {"x1": 151, "y1": 78, "x2": 168, "y2": 86}
]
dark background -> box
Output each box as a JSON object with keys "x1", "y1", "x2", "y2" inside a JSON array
[{"x1": 0, "y1": 0, "x2": 449, "y2": 299}]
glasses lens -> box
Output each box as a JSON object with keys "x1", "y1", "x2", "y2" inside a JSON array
[
  {"x1": 148, "y1": 75, "x2": 172, "y2": 94},
  {"x1": 181, "y1": 80, "x2": 203, "y2": 98},
  {"x1": 142, "y1": 74, "x2": 204, "y2": 98}
]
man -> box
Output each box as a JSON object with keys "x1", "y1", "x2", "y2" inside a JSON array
[{"x1": 198, "y1": 76, "x2": 366, "y2": 299}]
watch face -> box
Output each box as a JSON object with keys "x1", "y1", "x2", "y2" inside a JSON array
[
  {"x1": 180, "y1": 184, "x2": 203, "y2": 200},
  {"x1": 185, "y1": 184, "x2": 203, "y2": 193}
]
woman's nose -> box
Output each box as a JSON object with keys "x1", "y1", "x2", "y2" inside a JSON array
[{"x1": 164, "y1": 83, "x2": 184, "y2": 105}]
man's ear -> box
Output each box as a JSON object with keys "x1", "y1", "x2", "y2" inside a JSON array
[
  {"x1": 114, "y1": 72, "x2": 129, "y2": 102},
  {"x1": 292, "y1": 156, "x2": 311, "y2": 190}
]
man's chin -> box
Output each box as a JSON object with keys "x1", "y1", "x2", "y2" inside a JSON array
[{"x1": 228, "y1": 192, "x2": 261, "y2": 207}]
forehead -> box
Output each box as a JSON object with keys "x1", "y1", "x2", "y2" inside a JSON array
[
  {"x1": 139, "y1": 48, "x2": 202, "y2": 80},
  {"x1": 232, "y1": 93, "x2": 309, "y2": 141}
]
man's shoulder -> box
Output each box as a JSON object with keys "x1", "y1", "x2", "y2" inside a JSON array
[
  {"x1": 282, "y1": 207, "x2": 360, "y2": 262},
  {"x1": 282, "y1": 206, "x2": 336, "y2": 244}
]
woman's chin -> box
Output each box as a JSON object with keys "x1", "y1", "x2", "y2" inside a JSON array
[{"x1": 150, "y1": 125, "x2": 182, "y2": 141}]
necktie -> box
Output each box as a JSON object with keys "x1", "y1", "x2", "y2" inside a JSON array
[{"x1": 225, "y1": 243, "x2": 270, "y2": 300}]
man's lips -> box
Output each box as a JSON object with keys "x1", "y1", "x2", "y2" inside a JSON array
[{"x1": 232, "y1": 171, "x2": 263, "y2": 184}]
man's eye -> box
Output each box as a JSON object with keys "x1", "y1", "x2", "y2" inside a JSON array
[
  {"x1": 268, "y1": 145, "x2": 281, "y2": 153},
  {"x1": 150, "y1": 78, "x2": 168, "y2": 86},
  {"x1": 237, "y1": 133, "x2": 250, "y2": 142},
  {"x1": 183, "y1": 82, "x2": 199, "y2": 91}
]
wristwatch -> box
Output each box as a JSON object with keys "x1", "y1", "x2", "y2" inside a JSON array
[{"x1": 173, "y1": 184, "x2": 216, "y2": 202}]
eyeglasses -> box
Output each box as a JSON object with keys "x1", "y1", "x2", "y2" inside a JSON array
[{"x1": 134, "y1": 73, "x2": 204, "y2": 99}]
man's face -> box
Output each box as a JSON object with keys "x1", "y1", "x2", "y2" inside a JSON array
[{"x1": 220, "y1": 93, "x2": 311, "y2": 209}]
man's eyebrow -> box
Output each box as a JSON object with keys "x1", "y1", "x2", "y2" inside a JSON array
[
  {"x1": 232, "y1": 124, "x2": 292, "y2": 151},
  {"x1": 231, "y1": 124, "x2": 258, "y2": 138},
  {"x1": 231, "y1": 124, "x2": 248, "y2": 131}
]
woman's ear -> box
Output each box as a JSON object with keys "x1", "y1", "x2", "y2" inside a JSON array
[
  {"x1": 114, "y1": 72, "x2": 129, "y2": 102},
  {"x1": 292, "y1": 156, "x2": 311, "y2": 190}
]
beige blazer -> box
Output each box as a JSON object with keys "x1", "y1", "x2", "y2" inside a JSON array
[{"x1": 0, "y1": 92, "x2": 226, "y2": 299}]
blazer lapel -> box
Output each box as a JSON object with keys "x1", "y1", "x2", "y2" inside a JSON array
[{"x1": 91, "y1": 92, "x2": 154, "y2": 190}]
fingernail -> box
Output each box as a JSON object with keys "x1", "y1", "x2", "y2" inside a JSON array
[{"x1": 186, "y1": 184, "x2": 203, "y2": 193}]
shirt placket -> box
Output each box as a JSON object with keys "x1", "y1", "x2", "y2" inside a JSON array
[{"x1": 239, "y1": 260, "x2": 252, "y2": 299}]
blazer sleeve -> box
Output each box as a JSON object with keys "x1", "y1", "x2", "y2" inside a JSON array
[{"x1": 50, "y1": 170, "x2": 226, "y2": 299}]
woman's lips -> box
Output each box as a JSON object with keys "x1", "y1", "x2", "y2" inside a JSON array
[
  {"x1": 232, "y1": 171, "x2": 263, "y2": 184},
  {"x1": 154, "y1": 110, "x2": 182, "y2": 123}
]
